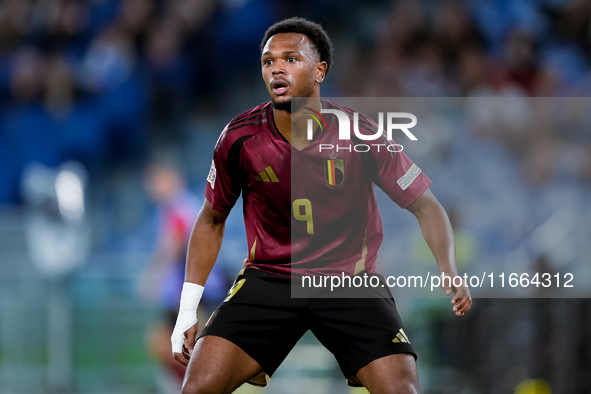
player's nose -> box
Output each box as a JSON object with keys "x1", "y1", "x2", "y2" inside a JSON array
[{"x1": 272, "y1": 61, "x2": 285, "y2": 75}]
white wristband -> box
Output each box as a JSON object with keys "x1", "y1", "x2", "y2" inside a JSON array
[
  {"x1": 179, "y1": 282, "x2": 204, "y2": 309},
  {"x1": 171, "y1": 282, "x2": 205, "y2": 355}
]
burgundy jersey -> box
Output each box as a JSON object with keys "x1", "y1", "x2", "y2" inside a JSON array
[{"x1": 205, "y1": 100, "x2": 431, "y2": 276}]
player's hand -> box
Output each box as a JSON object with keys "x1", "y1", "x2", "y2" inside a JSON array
[
  {"x1": 175, "y1": 323, "x2": 199, "y2": 366},
  {"x1": 441, "y1": 275, "x2": 472, "y2": 316},
  {"x1": 171, "y1": 309, "x2": 198, "y2": 366},
  {"x1": 450, "y1": 283, "x2": 472, "y2": 316},
  {"x1": 172, "y1": 282, "x2": 204, "y2": 365}
]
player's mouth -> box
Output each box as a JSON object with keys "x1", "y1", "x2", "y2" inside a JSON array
[{"x1": 271, "y1": 79, "x2": 289, "y2": 95}]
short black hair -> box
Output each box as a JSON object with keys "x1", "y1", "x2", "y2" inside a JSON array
[{"x1": 260, "y1": 17, "x2": 334, "y2": 74}]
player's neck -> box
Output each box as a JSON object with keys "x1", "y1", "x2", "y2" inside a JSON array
[{"x1": 273, "y1": 97, "x2": 321, "y2": 150}]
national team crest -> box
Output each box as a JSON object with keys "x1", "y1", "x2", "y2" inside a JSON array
[{"x1": 324, "y1": 159, "x2": 344, "y2": 186}]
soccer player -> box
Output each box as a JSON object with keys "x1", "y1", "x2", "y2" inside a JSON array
[{"x1": 171, "y1": 17, "x2": 472, "y2": 394}]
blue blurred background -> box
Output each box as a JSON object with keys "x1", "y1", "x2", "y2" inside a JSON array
[{"x1": 1, "y1": 0, "x2": 591, "y2": 393}]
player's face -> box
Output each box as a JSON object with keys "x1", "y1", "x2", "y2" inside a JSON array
[{"x1": 261, "y1": 33, "x2": 326, "y2": 112}]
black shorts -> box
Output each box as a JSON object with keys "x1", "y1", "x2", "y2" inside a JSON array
[{"x1": 199, "y1": 268, "x2": 416, "y2": 387}]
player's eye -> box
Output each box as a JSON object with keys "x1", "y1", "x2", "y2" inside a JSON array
[
  {"x1": 263, "y1": 59, "x2": 273, "y2": 66},
  {"x1": 287, "y1": 57, "x2": 296, "y2": 62}
]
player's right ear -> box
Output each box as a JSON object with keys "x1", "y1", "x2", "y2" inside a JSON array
[{"x1": 316, "y1": 61, "x2": 328, "y2": 83}]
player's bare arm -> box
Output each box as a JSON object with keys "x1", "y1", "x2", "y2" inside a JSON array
[
  {"x1": 171, "y1": 199, "x2": 230, "y2": 366},
  {"x1": 406, "y1": 188, "x2": 472, "y2": 316}
]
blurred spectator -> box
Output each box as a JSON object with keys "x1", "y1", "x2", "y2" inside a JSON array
[
  {"x1": 164, "y1": 0, "x2": 218, "y2": 35},
  {"x1": 504, "y1": 29, "x2": 539, "y2": 95},
  {"x1": 458, "y1": 44, "x2": 491, "y2": 95},
  {"x1": 139, "y1": 158, "x2": 200, "y2": 308},
  {"x1": 0, "y1": 0, "x2": 35, "y2": 51},
  {"x1": 139, "y1": 157, "x2": 198, "y2": 386},
  {"x1": 43, "y1": 0, "x2": 91, "y2": 55},
  {"x1": 145, "y1": 17, "x2": 193, "y2": 139},
  {"x1": 79, "y1": 21, "x2": 147, "y2": 161},
  {"x1": 2, "y1": 48, "x2": 61, "y2": 190},
  {"x1": 138, "y1": 157, "x2": 227, "y2": 389},
  {"x1": 44, "y1": 53, "x2": 75, "y2": 118},
  {"x1": 117, "y1": 0, "x2": 154, "y2": 40},
  {"x1": 432, "y1": 0, "x2": 483, "y2": 68},
  {"x1": 10, "y1": 47, "x2": 45, "y2": 103},
  {"x1": 80, "y1": 22, "x2": 136, "y2": 92}
]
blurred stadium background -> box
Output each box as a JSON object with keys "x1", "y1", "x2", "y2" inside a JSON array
[{"x1": 1, "y1": 0, "x2": 591, "y2": 393}]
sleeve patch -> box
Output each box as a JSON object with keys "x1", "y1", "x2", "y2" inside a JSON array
[
  {"x1": 397, "y1": 163, "x2": 421, "y2": 191},
  {"x1": 207, "y1": 160, "x2": 216, "y2": 189}
]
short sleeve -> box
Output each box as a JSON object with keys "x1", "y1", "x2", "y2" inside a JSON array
[
  {"x1": 204, "y1": 125, "x2": 245, "y2": 211},
  {"x1": 358, "y1": 115, "x2": 431, "y2": 208}
]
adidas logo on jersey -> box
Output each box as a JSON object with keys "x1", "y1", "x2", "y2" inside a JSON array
[
  {"x1": 392, "y1": 328, "x2": 410, "y2": 344},
  {"x1": 255, "y1": 166, "x2": 279, "y2": 182}
]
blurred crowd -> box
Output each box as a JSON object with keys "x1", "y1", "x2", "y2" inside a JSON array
[
  {"x1": 342, "y1": 0, "x2": 591, "y2": 98},
  {"x1": 0, "y1": 0, "x2": 220, "y2": 203},
  {"x1": 1, "y1": 0, "x2": 591, "y2": 206},
  {"x1": 338, "y1": 0, "x2": 591, "y2": 190}
]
